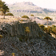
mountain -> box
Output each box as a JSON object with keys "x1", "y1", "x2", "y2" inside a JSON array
[{"x1": 8, "y1": 2, "x2": 54, "y2": 16}]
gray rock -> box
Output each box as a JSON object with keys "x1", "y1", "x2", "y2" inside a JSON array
[{"x1": 0, "y1": 22, "x2": 56, "y2": 56}]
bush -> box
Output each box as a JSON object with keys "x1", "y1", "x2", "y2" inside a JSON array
[
  {"x1": 44, "y1": 26, "x2": 52, "y2": 35},
  {"x1": 39, "y1": 24, "x2": 45, "y2": 31},
  {"x1": 12, "y1": 53, "x2": 15, "y2": 56},
  {"x1": 21, "y1": 15, "x2": 29, "y2": 19},
  {"x1": 52, "y1": 27, "x2": 56, "y2": 34},
  {"x1": 6, "y1": 13, "x2": 14, "y2": 16},
  {"x1": 25, "y1": 27, "x2": 30, "y2": 33},
  {"x1": 0, "y1": 35, "x2": 3, "y2": 38},
  {"x1": 0, "y1": 35, "x2": 3, "y2": 41},
  {"x1": 31, "y1": 14, "x2": 34, "y2": 16}
]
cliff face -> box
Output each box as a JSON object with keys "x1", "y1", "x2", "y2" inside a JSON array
[
  {"x1": 0, "y1": 22, "x2": 56, "y2": 56},
  {"x1": 3, "y1": 22, "x2": 41, "y2": 37}
]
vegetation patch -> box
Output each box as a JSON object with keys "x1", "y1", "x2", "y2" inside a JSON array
[
  {"x1": 21, "y1": 15, "x2": 29, "y2": 19},
  {"x1": 6, "y1": 13, "x2": 14, "y2": 16},
  {"x1": 19, "y1": 35, "x2": 28, "y2": 42},
  {"x1": 0, "y1": 35, "x2": 3, "y2": 38},
  {"x1": 0, "y1": 35, "x2": 3, "y2": 41},
  {"x1": 25, "y1": 27, "x2": 30, "y2": 33}
]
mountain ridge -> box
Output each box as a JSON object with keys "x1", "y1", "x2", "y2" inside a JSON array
[{"x1": 8, "y1": 2, "x2": 54, "y2": 16}]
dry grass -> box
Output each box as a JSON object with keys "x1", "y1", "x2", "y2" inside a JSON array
[{"x1": 0, "y1": 17, "x2": 19, "y2": 24}]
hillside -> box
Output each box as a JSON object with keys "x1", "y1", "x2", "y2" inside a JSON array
[
  {"x1": 8, "y1": 2, "x2": 54, "y2": 16},
  {"x1": 0, "y1": 19, "x2": 56, "y2": 56}
]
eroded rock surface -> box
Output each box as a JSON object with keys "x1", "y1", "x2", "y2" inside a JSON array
[{"x1": 0, "y1": 22, "x2": 56, "y2": 56}]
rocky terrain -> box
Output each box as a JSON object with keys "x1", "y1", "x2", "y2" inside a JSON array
[{"x1": 0, "y1": 20, "x2": 56, "y2": 56}]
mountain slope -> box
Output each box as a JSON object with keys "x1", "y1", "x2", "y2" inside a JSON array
[{"x1": 8, "y1": 2, "x2": 54, "y2": 16}]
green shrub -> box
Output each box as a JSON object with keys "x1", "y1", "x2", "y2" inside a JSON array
[
  {"x1": 6, "y1": 13, "x2": 14, "y2": 16},
  {"x1": 20, "y1": 20, "x2": 23, "y2": 21},
  {"x1": 25, "y1": 27, "x2": 30, "y2": 33},
  {"x1": 0, "y1": 35, "x2": 3, "y2": 38},
  {"x1": 31, "y1": 14, "x2": 34, "y2": 16},
  {"x1": 12, "y1": 53, "x2": 15, "y2": 56},
  {"x1": 21, "y1": 15, "x2": 29, "y2": 19},
  {"x1": 52, "y1": 27, "x2": 56, "y2": 34},
  {"x1": 44, "y1": 26, "x2": 52, "y2": 35},
  {"x1": 39, "y1": 24, "x2": 45, "y2": 31},
  {"x1": 0, "y1": 35, "x2": 3, "y2": 41}
]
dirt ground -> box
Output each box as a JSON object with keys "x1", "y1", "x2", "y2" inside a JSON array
[{"x1": 0, "y1": 17, "x2": 19, "y2": 24}]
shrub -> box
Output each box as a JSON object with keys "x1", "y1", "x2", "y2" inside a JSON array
[
  {"x1": 52, "y1": 27, "x2": 56, "y2": 34},
  {"x1": 6, "y1": 13, "x2": 14, "y2": 16},
  {"x1": 21, "y1": 15, "x2": 29, "y2": 19},
  {"x1": 31, "y1": 14, "x2": 34, "y2": 16},
  {"x1": 44, "y1": 26, "x2": 52, "y2": 35},
  {"x1": 0, "y1": 35, "x2": 3, "y2": 41},
  {"x1": 20, "y1": 20, "x2": 23, "y2": 21},
  {"x1": 25, "y1": 27, "x2": 30, "y2": 33},
  {"x1": 0, "y1": 35, "x2": 3, "y2": 38},
  {"x1": 12, "y1": 53, "x2": 15, "y2": 56},
  {"x1": 39, "y1": 24, "x2": 45, "y2": 31}
]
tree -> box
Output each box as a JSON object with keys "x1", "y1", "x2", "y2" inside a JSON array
[
  {"x1": 2, "y1": 4, "x2": 9, "y2": 19},
  {"x1": 0, "y1": 0, "x2": 4, "y2": 15},
  {"x1": 0, "y1": 0, "x2": 9, "y2": 19},
  {"x1": 0, "y1": 0, "x2": 4, "y2": 8},
  {"x1": 44, "y1": 17, "x2": 52, "y2": 27}
]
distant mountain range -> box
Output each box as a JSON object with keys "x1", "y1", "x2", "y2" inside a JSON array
[{"x1": 8, "y1": 2, "x2": 55, "y2": 17}]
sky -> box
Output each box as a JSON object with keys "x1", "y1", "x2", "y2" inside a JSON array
[{"x1": 2, "y1": 0, "x2": 56, "y2": 10}]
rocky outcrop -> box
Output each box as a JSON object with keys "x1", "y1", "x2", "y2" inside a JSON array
[{"x1": 0, "y1": 22, "x2": 56, "y2": 56}]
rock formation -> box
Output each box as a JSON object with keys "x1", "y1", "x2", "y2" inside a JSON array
[{"x1": 0, "y1": 21, "x2": 56, "y2": 56}]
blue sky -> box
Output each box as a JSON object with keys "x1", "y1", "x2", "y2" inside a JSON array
[{"x1": 2, "y1": 0, "x2": 56, "y2": 10}]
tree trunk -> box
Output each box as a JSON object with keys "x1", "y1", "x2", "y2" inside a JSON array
[
  {"x1": 46, "y1": 20, "x2": 48, "y2": 33},
  {"x1": 3, "y1": 14, "x2": 5, "y2": 19},
  {"x1": 47, "y1": 20, "x2": 48, "y2": 27}
]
